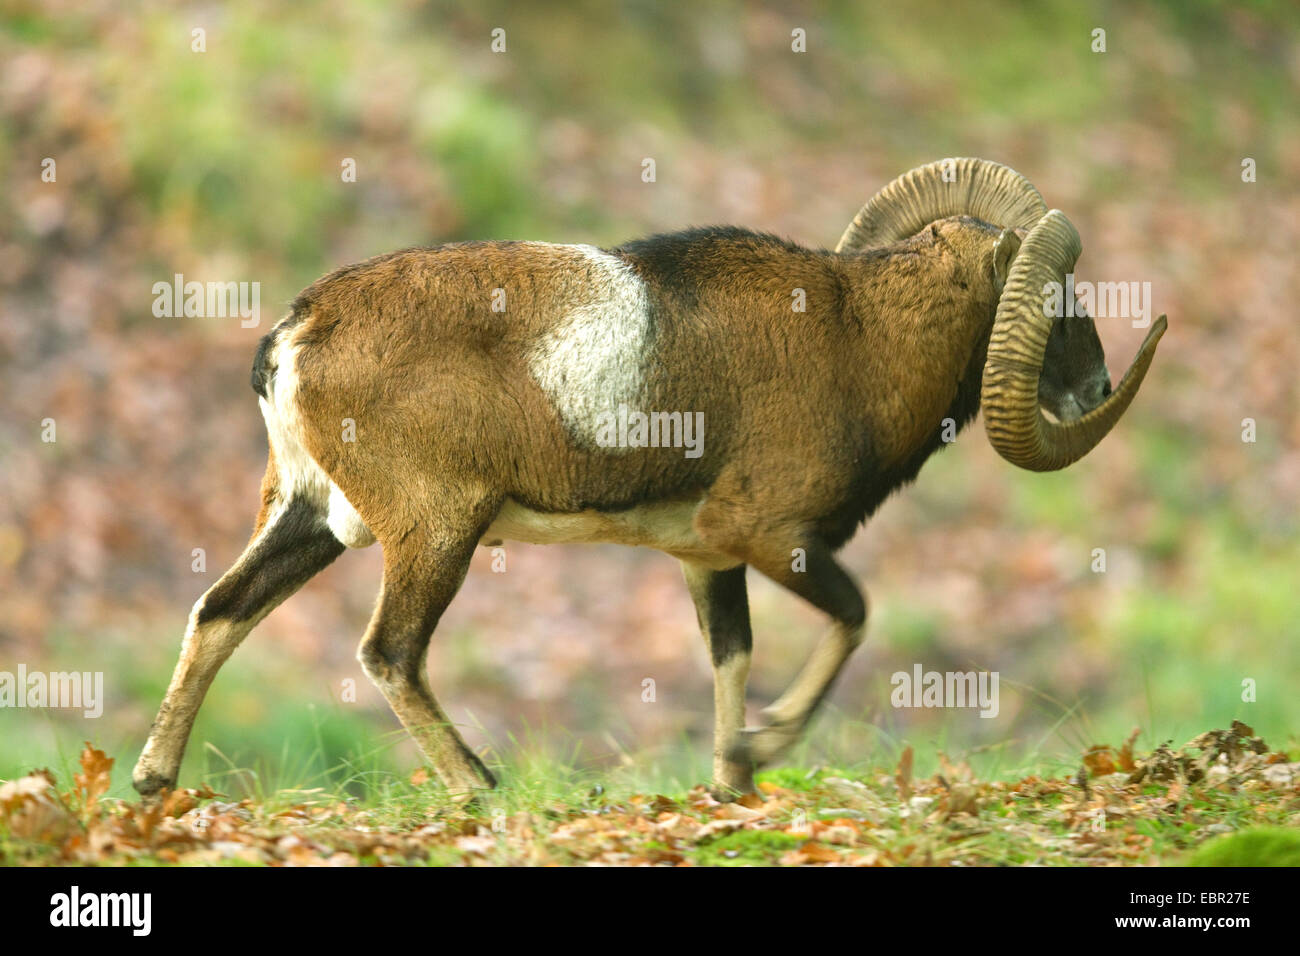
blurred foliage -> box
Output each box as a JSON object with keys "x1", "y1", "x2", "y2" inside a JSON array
[{"x1": 0, "y1": 0, "x2": 1298, "y2": 794}]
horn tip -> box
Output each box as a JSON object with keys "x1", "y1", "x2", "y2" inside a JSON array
[{"x1": 1138, "y1": 314, "x2": 1168, "y2": 350}]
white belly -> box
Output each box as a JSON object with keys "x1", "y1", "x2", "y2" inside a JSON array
[{"x1": 480, "y1": 497, "x2": 737, "y2": 568}]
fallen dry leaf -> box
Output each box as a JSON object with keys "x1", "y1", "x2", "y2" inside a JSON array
[
  {"x1": 1082, "y1": 745, "x2": 1117, "y2": 776},
  {"x1": 1118, "y1": 727, "x2": 1140, "y2": 772},
  {"x1": 74, "y1": 743, "x2": 113, "y2": 822},
  {"x1": 896, "y1": 746, "x2": 914, "y2": 800},
  {"x1": 781, "y1": 840, "x2": 841, "y2": 865}
]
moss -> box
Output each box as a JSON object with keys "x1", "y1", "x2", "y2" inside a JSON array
[
  {"x1": 1188, "y1": 828, "x2": 1300, "y2": 867},
  {"x1": 694, "y1": 829, "x2": 806, "y2": 866}
]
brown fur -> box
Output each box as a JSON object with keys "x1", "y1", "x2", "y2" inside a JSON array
[
  {"x1": 134, "y1": 215, "x2": 1019, "y2": 802},
  {"x1": 289, "y1": 219, "x2": 1002, "y2": 548}
]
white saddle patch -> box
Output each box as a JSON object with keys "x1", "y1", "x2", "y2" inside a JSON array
[{"x1": 526, "y1": 245, "x2": 653, "y2": 449}]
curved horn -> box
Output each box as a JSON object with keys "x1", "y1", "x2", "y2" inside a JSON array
[
  {"x1": 980, "y1": 209, "x2": 1167, "y2": 471},
  {"x1": 836, "y1": 157, "x2": 1047, "y2": 253}
]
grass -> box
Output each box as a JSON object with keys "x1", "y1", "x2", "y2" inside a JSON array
[{"x1": 2, "y1": 720, "x2": 1294, "y2": 866}]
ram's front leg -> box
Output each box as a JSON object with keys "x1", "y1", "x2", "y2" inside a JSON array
[
  {"x1": 691, "y1": 491, "x2": 868, "y2": 772},
  {"x1": 680, "y1": 560, "x2": 757, "y2": 800},
  {"x1": 735, "y1": 536, "x2": 867, "y2": 768}
]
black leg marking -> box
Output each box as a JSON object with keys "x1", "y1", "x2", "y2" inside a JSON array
[
  {"x1": 690, "y1": 564, "x2": 753, "y2": 666},
  {"x1": 197, "y1": 497, "x2": 344, "y2": 625}
]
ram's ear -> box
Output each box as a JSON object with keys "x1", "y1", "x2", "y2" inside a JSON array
[{"x1": 992, "y1": 228, "x2": 1022, "y2": 294}]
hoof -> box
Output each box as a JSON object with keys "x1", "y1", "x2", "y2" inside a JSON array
[
  {"x1": 434, "y1": 765, "x2": 498, "y2": 807},
  {"x1": 444, "y1": 783, "x2": 496, "y2": 809},
  {"x1": 709, "y1": 782, "x2": 761, "y2": 804},
  {"x1": 727, "y1": 720, "x2": 803, "y2": 769},
  {"x1": 132, "y1": 769, "x2": 175, "y2": 800}
]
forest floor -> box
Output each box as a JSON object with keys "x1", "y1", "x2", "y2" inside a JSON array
[{"x1": 2, "y1": 721, "x2": 1297, "y2": 867}]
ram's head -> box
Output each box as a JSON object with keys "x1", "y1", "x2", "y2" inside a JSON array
[{"x1": 837, "y1": 157, "x2": 1166, "y2": 472}]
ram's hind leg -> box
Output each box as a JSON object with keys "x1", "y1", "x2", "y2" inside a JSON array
[
  {"x1": 680, "y1": 561, "x2": 757, "y2": 800},
  {"x1": 133, "y1": 488, "x2": 345, "y2": 797},
  {"x1": 357, "y1": 490, "x2": 501, "y2": 802}
]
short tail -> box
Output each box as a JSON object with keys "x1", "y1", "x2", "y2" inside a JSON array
[
  {"x1": 251, "y1": 328, "x2": 278, "y2": 398},
  {"x1": 252, "y1": 296, "x2": 315, "y2": 398}
]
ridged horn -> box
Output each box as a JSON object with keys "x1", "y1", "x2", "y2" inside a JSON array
[
  {"x1": 835, "y1": 157, "x2": 1048, "y2": 253},
  {"x1": 980, "y1": 209, "x2": 1167, "y2": 471}
]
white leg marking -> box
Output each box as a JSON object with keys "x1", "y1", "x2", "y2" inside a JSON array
[
  {"x1": 327, "y1": 481, "x2": 375, "y2": 548},
  {"x1": 260, "y1": 332, "x2": 334, "y2": 522}
]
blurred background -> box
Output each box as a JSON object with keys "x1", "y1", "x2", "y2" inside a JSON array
[{"x1": 1, "y1": 0, "x2": 1297, "y2": 795}]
